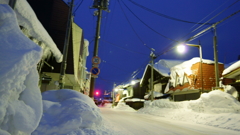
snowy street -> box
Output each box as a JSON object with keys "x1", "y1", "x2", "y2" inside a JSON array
[{"x1": 100, "y1": 107, "x2": 240, "y2": 135}]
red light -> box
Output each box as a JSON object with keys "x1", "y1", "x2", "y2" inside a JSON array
[{"x1": 95, "y1": 91, "x2": 100, "y2": 96}]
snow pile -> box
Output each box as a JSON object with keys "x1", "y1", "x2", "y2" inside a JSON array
[
  {"x1": 144, "y1": 91, "x2": 163, "y2": 99},
  {"x1": 32, "y1": 89, "x2": 110, "y2": 135},
  {"x1": 138, "y1": 90, "x2": 240, "y2": 131},
  {"x1": 100, "y1": 103, "x2": 113, "y2": 108},
  {"x1": 125, "y1": 98, "x2": 145, "y2": 102},
  {"x1": 222, "y1": 60, "x2": 240, "y2": 76},
  {"x1": 114, "y1": 99, "x2": 136, "y2": 112},
  {"x1": 223, "y1": 85, "x2": 239, "y2": 99},
  {"x1": 0, "y1": 5, "x2": 42, "y2": 135}
]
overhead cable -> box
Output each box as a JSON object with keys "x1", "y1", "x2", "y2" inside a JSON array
[
  {"x1": 119, "y1": 0, "x2": 179, "y2": 43},
  {"x1": 101, "y1": 39, "x2": 149, "y2": 56},
  {"x1": 118, "y1": 0, "x2": 153, "y2": 50},
  {"x1": 128, "y1": 0, "x2": 213, "y2": 25},
  {"x1": 188, "y1": 0, "x2": 240, "y2": 38},
  {"x1": 73, "y1": 0, "x2": 83, "y2": 15}
]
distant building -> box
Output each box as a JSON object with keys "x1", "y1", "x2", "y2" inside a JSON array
[
  {"x1": 140, "y1": 59, "x2": 185, "y2": 99},
  {"x1": 28, "y1": 0, "x2": 90, "y2": 93}
]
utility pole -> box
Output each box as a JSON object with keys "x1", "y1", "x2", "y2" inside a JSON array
[
  {"x1": 185, "y1": 11, "x2": 240, "y2": 89},
  {"x1": 150, "y1": 49, "x2": 156, "y2": 102},
  {"x1": 112, "y1": 83, "x2": 116, "y2": 107},
  {"x1": 59, "y1": 0, "x2": 75, "y2": 89},
  {"x1": 89, "y1": 0, "x2": 110, "y2": 98},
  {"x1": 213, "y1": 25, "x2": 220, "y2": 88}
]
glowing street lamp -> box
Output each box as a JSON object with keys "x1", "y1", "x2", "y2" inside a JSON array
[{"x1": 177, "y1": 43, "x2": 203, "y2": 93}]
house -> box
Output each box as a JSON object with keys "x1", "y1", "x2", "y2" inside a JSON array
[
  {"x1": 222, "y1": 60, "x2": 240, "y2": 101},
  {"x1": 27, "y1": 0, "x2": 90, "y2": 93},
  {"x1": 165, "y1": 57, "x2": 224, "y2": 101},
  {"x1": 140, "y1": 59, "x2": 185, "y2": 99},
  {"x1": 113, "y1": 80, "x2": 146, "y2": 109}
]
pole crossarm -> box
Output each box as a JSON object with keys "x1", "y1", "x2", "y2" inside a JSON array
[{"x1": 186, "y1": 10, "x2": 240, "y2": 42}]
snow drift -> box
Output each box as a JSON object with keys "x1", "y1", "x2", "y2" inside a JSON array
[
  {"x1": 0, "y1": 5, "x2": 42, "y2": 135},
  {"x1": 32, "y1": 89, "x2": 105, "y2": 135},
  {"x1": 139, "y1": 90, "x2": 240, "y2": 131}
]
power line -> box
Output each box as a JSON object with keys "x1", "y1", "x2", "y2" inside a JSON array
[
  {"x1": 184, "y1": 0, "x2": 240, "y2": 41},
  {"x1": 155, "y1": 1, "x2": 240, "y2": 58},
  {"x1": 155, "y1": 9, "x2": 240, "y2": 59},
  {"x1": 101, "y1": 39, "x2": 149, "y2": 56},
  {"x1": 118, "y1": 0, "x2": 152, "y2": 50},
  {"x1": 119, "y1": 0, "x2": 179, "y2": 43},
  {"x1": 73, "y1": 0, "x2": 83, "y2": 15},
  {"x1": 186, "y1": 9, "x2": 240, "y2": 42},
  {"x1": 128, "y1": 0, "x2": 214, "y2": 25}
]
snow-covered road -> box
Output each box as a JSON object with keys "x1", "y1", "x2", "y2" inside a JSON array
[{"x1": 100, "y1": 108, "x2": 239, "y2": 135}]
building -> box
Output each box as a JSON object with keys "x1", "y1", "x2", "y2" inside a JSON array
[
  {"x1": 222, "y1": 60, "x2": 240, "y2": 101},
  {"x1": 27, "y1": 0, "x2": 90, "y2": 93},
  {"x1": 165, "y1": 58, "x2": 224, "y2": 101},
  {"x1": 140, "y1": 59, "x2": 184, "y2": 99}
]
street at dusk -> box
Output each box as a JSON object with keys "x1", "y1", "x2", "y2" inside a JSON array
[{"x1": 0, "y1": 0, "x2": 240, "y2": 135}]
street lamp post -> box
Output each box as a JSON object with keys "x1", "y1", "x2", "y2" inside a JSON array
[{"x1": 177, "y1": 44, "x2": 203, "y2": 93}]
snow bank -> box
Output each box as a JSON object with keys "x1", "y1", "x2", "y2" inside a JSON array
[
  {"x1": 139, "y1": 90, "x2": 240, "y2": 131},
  {"x1": 114, "y1": 100, "x2": 136, "y2": 112},
  {"x1": 144, "y1": 91, "x2": 163, "y2": 99},
  {"x1": 32, "y1": 89, "x2": 114, "y2": 135},
  {"x1": 0, "y1": 5, "x2": 43, "y2": 135}
]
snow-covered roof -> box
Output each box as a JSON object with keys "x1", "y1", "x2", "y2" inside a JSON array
[
  {"x1": 170, "y1": 57, "x2": 216, "y2": 77},
  {"x1": 222, "y1": 60, "x2": 240, "y2": 76},
  {"x1": 0, "y1": 0, "x2": 63, "y2": 63},
  {"x1": 153, "y1": 59, "x2": 186, "y2": 77}
]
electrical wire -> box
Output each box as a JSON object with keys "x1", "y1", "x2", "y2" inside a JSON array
[
  {"x1": 183, "y1": 0, "x2": 240, "y2": 41},
  {"x1": 118, "y1": 0, "x2": 152, "y2": 50},
  {"x1": 119, "y1": 0, "x2": 179, "y2": 43},
  {"x1": 128, "y1": 0, "x2": 213, "y2": 25},
  {"x1": 73, "y1": 0, "x2": 83, "y2": 15},
  {"x1": 190, "y1": 0, "x2": 231, "y2": 30},
  {"x1": 101, "y1": 39, "x2": 149, "y2": 56},
  {"x1": 155, "y1": 1, "x2": 240, "y2": 58}
]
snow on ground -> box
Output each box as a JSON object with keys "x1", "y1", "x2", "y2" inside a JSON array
[
  {"x1": 32, "y1": 89, "x2": 117, "y2": 135},
  {"x1": 138, "y1": 90, "x2": 240, "y2": 131}
]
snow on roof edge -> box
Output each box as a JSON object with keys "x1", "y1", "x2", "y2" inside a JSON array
[
  {"x1": 222, "y1": 60, "x2": 240, "y2": 76},
  {"x1": 13, "y1": 0, "x2": 63, "y2": 63}
]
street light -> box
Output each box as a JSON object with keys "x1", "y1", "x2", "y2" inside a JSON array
[{"x1": 177, "y1": 43, "x2": 203, "y2": 93}]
